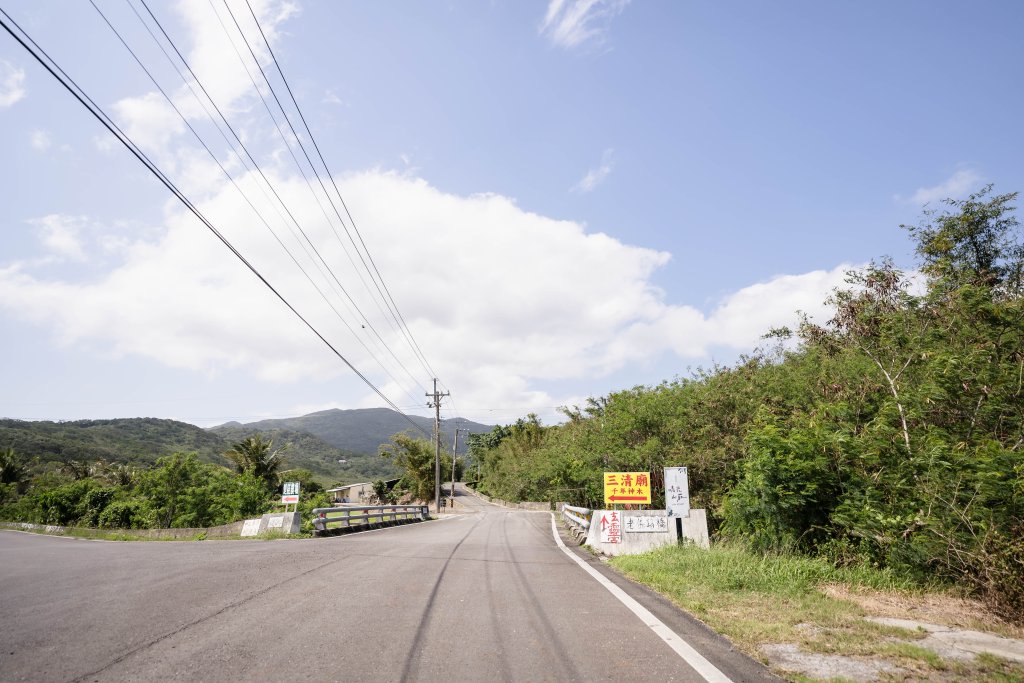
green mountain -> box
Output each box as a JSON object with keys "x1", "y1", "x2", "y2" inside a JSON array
[
  {"x1": 0, "y1": 418, "x2": 229, "y2": 467},
  {"x1": 2, "y1": 409, "x2": 495, "y2": 486},
  {"x1": 210, "y1": 424, "x2": 399, "y2": 483},
  {"x1": 210, "y1": 408, "x2": 494, "y2": 457}
]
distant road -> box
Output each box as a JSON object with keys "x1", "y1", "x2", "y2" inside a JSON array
[{"x1": 0, "y1": 488, "x2": 775, "y2": 682}]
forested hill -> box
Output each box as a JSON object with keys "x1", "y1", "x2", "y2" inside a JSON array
[
  {"x1": 0, "y1": 418, "x2": 228, "y2": 466},
  {"x1": 0, "y1": 417, "x2": 388, "y2": 484},
  {"x1": 210, "y1": 408, "x2": 494, "y2": 456},
  {"x1": 208, "y1": 424, "x2": 398, "y2": 483},
  {"x1": 2, "y1": 408, "x2": 495, "y2": 485}
]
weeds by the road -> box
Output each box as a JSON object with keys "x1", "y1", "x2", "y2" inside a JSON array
[{"x1": 610, "y1": 543, "x2": 1024, "y2": 682}]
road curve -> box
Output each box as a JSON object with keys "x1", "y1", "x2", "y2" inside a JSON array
[{"x1": 0, "y1": 490, "x2": 775, "y2": 682}]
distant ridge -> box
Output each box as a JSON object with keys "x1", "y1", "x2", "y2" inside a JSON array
[
  {"x1": 208, "y1": 407, "x2": 495, "y2": 457},
  {"x1": 1, "y1": 409, "x2": 496, "y2": 486}
]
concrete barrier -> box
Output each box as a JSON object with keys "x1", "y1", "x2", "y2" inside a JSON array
[
  {"x1": 0, "y1": 520, "x2": 246, "y2": 540},
  {"x1": 238, "y1": 512, "x2": 301, "y2": 537},
  {"x1": 583, "y1": 509, "x2": 710, "y2": 556}
]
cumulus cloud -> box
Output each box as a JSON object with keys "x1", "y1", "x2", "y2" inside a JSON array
[
  {"x1": 106, "y1": 0, "x2": 298, "y2": 168},
  {"x1": 0, "y1": 171, "x2": 848, "y2": 415},
  {"x1": 322, "y1": 89, "x2": 345, "y2": 106},
  {"x1": 0, "y1": 59, "x2": 26, "y2": 107},
  {"x1": 29, "y1": 129, "x2": 52, "y2": 152},
  {"x1": 540, "y1": 0, "x2": 630, "y2": 49},
  {"x1": 900, "y1": 168, "x2": 984, "y2": 206},
  {"x1": 30, "y1": 215, "x2": 88, "y2": 261},
  {"x1": 572, "y1": 148, "x2": 614, "y2": 193}
]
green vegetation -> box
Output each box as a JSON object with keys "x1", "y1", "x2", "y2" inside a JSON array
[
  {"x1": 210, "y1": 423, "x2": 397, "y2": 482},
  {"x1": 2, "y1": 417, "x2": 397, "y2": 485},
  {"x1": 210, "y1": 408, "x2": 491, "y2": 465},
  {"x1": 474, "y1": 186, "x2": 1024, "y2": 619},
  {"x1": 611, "y1": 543, "x2": 919, "y2": 648},
  {"x1": 0, "y1": 450, "x2": 275, "y2": 530},
  {"x1": 224, "y1": 435, "x2": 288, "y2": 490},
  {"x1": 0, "y1": 432, "x2": 334, "y2": 532},
  {"x1": 611, "y1": 544, "x2": 1024, "y2": 681},
  {"x1": 379, "y1": 432, "x2": 462, "y2": 503},
  {"x1": 0, "y1": 417, "x2": 229, "y2": 466}
]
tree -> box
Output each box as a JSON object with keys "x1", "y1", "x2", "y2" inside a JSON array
[
  {"x1": 904, "y1": 185, "x2": 1022, "y2": 297},
  {"x1": 223, "y1": 435, "x2": 288, "y2": 491},
  {"x1": 0, "y1": 447, "x2": 29, "y2": 491},
  {"x1": 380, "y1": 433, "x2": 449, "y2": 502}
]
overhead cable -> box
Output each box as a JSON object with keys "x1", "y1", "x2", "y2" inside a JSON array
[{"x1": 0, "y1": 6, "x2": 430, "y2": 438}]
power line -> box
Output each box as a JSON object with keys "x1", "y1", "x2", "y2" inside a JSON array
[
  {"x1": 124, "y1": 0, "x2": 429, "y2": 408},
  {"x1": 205, "y1": 0, "x2": 429, "y2": 399},
  {"x1": 95, "y1": 0, "x2": 425, "y2": 410},
  {"x1": 0, "y1": 6, "x2": 430, "y2": 438},
  {"x1": 240, "y1": 0, "x2": 439, "y2": 382}
]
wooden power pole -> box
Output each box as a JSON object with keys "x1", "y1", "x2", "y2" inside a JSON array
[{"x1": 426, "y1": 378, "x2": 449, "y2": 513}]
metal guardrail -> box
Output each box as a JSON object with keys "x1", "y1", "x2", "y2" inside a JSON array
[
  {"x1": 311, "y1": 505, "x2": 430, "y2": 535},
  {"x1": 561, "y1": 504, "x2": 592, "y2": 542}
]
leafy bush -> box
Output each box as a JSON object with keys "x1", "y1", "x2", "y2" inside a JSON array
[{"x1": 98, "y1": 499, "x2": 152, "y2": 529}]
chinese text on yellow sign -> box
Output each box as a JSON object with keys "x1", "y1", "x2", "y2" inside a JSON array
[{"x1": 603, "y1": 471, "x2": 651, "y2": 506}]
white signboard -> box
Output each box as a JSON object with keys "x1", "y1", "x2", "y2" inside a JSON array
[
  {"x1": 598, "y1": 510, "x2": 622, "y2": 544},
  {"x1": 240, "y1": 519, "x2": 262, "y2": 537},
  {"x1": 623, "y1": 514, "x2": 668, "y2": 533},
  {"x1": 665, "y1": 466, "x2": 690, "y2": 518},
  {"x1": 281, "y1": 481, "x2": 300, "y2": 505}
]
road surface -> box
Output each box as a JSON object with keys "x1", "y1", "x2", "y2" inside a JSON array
[{"x1": 0, "y1": 487, "x2": 774, "y2": 682}]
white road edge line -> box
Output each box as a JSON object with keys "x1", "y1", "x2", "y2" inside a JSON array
[{"x1": 549, "y1": 514, "x2": 733, "y2": 683}]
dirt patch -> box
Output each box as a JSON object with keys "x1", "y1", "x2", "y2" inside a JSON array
[
  {"x1": 760, "y1": 643, "x2": 904, "y2": 681},
  {"x1": 821, "y1": 583, "x2": 1024, "y2": 640},
  {"x1": 865, "y1": 617, "x2": 1024, "y2": 664}
]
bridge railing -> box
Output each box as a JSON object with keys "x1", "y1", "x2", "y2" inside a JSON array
[
  {"x1": 560, "y1": 503, "x2": 592, "y2": 542},
  {"x1": 311, "y1": 505, "x2": 430, "y2": 535}
]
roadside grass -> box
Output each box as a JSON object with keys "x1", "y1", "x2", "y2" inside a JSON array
[
  {"x1": 609, "y1": 542, "x2": 1024, "y2": 681},
  {"x1": 2, "y1": 524, "x2": 309, "y2": 542},
  {"x1": 3, "y1": 526, "x2": 198, "y2": 541}
]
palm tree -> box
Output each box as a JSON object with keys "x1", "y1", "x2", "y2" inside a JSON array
[
  {"x1": 224, "y1": 435, "x2": 288, "y2": 490},
  {"x1": 0, "y1": 447, "x2": 29, "y2": 491}
]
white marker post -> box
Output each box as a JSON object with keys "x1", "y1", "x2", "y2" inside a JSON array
[{"x1": 664, "y1": 467, "x2": 690, "y2": 518}]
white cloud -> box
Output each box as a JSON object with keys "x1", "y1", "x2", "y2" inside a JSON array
[
  {"x1": 0, "y1": 59, "x2": 26, "y2": 107},
  {"x1": 322, "y1": 89, "x2": 345, "y2": 106},
  {"x1": 30, "y1": 215, "x2": 87, "y2": 261},
  {"x1": 540, "y1": 0, "x2": 630, "y2": 49},
  {"x1": 572, "y1": 148, "x2": 614, "y2": 193},
  {"x1": 175, "y1": 0, "x2": 297, "y2": 114},
  {"x1": 110, "y1": 92, "x2": 186, "y2": 162},
  {"x1": 901, "y1": 169, "x2": 984, "y2": 206},
  {"x1": 29, "y1": 129, "x2": 52, "y2": 152},
  {"x1": 0, "y1": 171, "x2": 848, "y2": 417},
  {"x1": 105, "y1": 0, "x2": 298, "y2": 170}
]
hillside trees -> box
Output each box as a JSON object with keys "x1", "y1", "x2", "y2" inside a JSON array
[
  {"x1": 379, "y1": 433, "x2": 453, "y2": 502},
  {"x1": 473, "y1": 186, "x2": 1023, "y2": 616},
  {"x1": 0, "y1": 442, "x2": 280, "y2": 530},
  {"x1": 224, "y1": 435, "x2": 288, "y2": 491},
  {"x1": 0, "y1": 447, "x2": 30, "y2": 502}
]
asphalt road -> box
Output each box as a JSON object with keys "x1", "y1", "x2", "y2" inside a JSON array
[{"x1": 0, "y1": 488, "x2": 775, "y2": 682}]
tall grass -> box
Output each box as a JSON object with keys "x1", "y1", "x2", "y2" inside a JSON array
[{"x1": 612, "y1": 541, "x2": 928, "y2": 598}]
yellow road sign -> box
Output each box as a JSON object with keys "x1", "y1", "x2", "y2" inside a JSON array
[{"x1": 603, "y1": 471, "x2": 651, "y2": 506}]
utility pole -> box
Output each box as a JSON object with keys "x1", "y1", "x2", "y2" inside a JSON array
[
  {"x1": 451, "y1": 426, "x2": 469, "y2": 507},
  {"x1": 426, "y1": 378, "x2": 449, "y2": 513}
]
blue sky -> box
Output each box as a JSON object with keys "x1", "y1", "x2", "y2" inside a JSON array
[{"x1": 1, "y1": 0, "x2": 1022, "y2": 428}]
